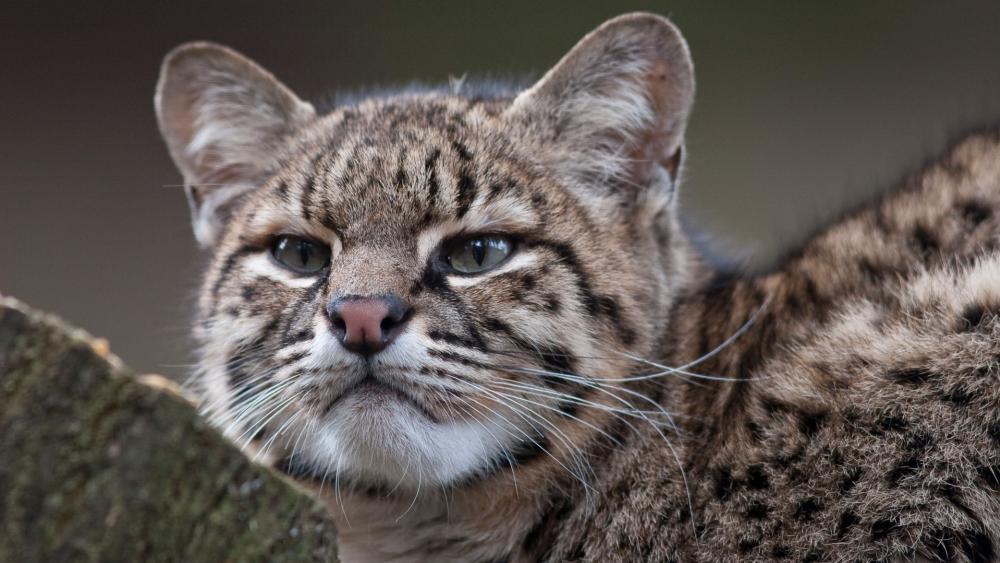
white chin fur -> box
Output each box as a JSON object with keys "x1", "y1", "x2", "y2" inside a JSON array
[{"x1": 298, "y1": 396, "x2": 511, "y2": 489}]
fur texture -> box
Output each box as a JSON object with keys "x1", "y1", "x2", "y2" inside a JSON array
[{"x1": 155, "y1": 12, "x2": 1000, "y2": 563}]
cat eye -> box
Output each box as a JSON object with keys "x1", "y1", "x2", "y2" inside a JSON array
[
  {"x1": 444, "y1": 235, "x2": 514, "y2": 274},
  {"x1": 270, "y1": 235, "x2": 331, "y2": 275}
]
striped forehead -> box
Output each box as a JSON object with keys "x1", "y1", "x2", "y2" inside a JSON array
[{"x1": 253, "y1": 108, "x2": 545, "y2": 245}]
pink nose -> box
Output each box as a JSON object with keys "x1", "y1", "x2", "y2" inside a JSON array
[{"x1": 326, "y1": 295, "x2": 411, "y2": 356}]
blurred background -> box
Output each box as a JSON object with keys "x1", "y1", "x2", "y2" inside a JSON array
[{"x1": 2, "y1": 1, "x2": 1000, "y2": 380}]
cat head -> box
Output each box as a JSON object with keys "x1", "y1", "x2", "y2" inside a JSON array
[{"x1": 156, "y1": 13, "x2": 695, "y2": 492}]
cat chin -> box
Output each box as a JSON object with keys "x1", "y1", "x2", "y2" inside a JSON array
[{"x1": 296, "y1": 400, "x2": 515, "y2": 488}]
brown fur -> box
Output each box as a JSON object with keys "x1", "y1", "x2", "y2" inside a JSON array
[
  {"x1": 155, "y1": 12, "x2": 1000, "y2": 563},
  {"x1": 540, "y1": 129, "x2": 1000, "y2": 562}
]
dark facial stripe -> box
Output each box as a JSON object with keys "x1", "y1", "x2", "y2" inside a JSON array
[
  {"x1": 427, "y1": 329, "x2": 487, "y2": 352},
  {"x1": 299, "y1": 173, "x2": 317, "y2": 222},
  {"x1": 211, "y1": 245, "x2": 258, "y2": 298},
  {"x1": 455, "y1": 169, "x2": 477, "y2": 218},
  {"x1": 425, "y1": 148, "x2": 441, "y2": 204},
  {"x1": 523, "y1": 237, "x2": 636, "y2": 344},
  {"x1": 299, "y1": 150, "x2": 334, "y2": 223},
  {"x1": 451, "y1": 139, "x2": 473, "y2": 161},
  {"x1": 279, "y1": 276, "x2": 327, "y2": 340}
]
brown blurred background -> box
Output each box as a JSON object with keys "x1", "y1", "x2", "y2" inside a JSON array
[{"x1": 2, "y1": 1, "x2": 1000, "y2": 381}]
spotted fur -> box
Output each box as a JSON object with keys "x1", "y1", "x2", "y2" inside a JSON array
[{"x1": 156, "y1": 12, "x2": 1000, "y2": 563}]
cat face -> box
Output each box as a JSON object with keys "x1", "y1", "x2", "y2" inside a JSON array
[{"x1": 156, "y1": 13, "x2": 695, "y2": 491}]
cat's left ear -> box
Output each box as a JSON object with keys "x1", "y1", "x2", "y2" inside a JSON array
[
  {"x1": 155, "y1": 42, "x2": 316, "y2": 246},
  {"x1": 506, "y1": 13, "x2": 694, "y2": 204}
]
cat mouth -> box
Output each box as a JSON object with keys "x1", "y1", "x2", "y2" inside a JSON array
[{"x1": 328, "y1": 376, "x2": 439, "y2": 423}]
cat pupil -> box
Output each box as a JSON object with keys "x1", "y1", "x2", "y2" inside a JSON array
[
  {"x1": 470, "y1": 239, "x2": 486, "y2": 266},
  {"x1": 298, "y1": 240, "x2": 310, "y2": 267}
]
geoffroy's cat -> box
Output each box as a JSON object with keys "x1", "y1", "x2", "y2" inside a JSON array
[{"x1": 156, "y1": 12, "x2": 1000, "y2": 562}]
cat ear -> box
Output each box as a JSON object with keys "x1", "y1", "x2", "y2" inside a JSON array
[
  {"x1": 507, "y1": 13, "x2": 694, "y2": 203},
  {"x1": 155, "y1": 42, "x2": 316, "y2": 246}
]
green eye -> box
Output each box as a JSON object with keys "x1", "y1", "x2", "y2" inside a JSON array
[
  {"x1": 270, "y1": 235, "x2": 331, "y2": 274},
  {"x1": 445, "y1": 235, "x2": 514, "y2": 274}
]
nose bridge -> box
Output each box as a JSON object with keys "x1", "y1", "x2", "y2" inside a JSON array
[{"x1": 326, "y1": 245, "x2": 417, "y2": 299}]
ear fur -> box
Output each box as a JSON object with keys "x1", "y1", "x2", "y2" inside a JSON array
[
  {"x1": 507, "y1": 13, "x2": 694, "y2": 205},
  {"x1": 155, "y1": 42, "x2": 315, "y2": 245}
]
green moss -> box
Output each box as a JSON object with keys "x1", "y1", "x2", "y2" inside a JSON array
[{"x1": 0, "y1": 298, "x2": 339, "y2": 562}]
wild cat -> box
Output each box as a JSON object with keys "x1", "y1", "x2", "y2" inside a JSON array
[{"x1": 156, "y1": 12, "x2": 1000, "y2": 563}]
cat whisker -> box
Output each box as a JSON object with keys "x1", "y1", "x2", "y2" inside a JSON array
[
  {"x1": 258, "y1": 410, "x2": 303, "y2": 461},
  {"x1": 396, "y1": 468, "x2": 423, "y2": 523},
  {"x1": 482, "y1": 362, "x2": 697, "y2": 532},
  {"x1": 452, "y1": 400, "x2": 520, "y2": 495},
  {"x1": 456, "y1": 383, "x2": 595, "y2": 493}
]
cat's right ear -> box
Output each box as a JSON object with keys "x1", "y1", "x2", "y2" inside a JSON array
[
  {"x1": 506, "y1": 13, "x2": 694, "y2": 209},
  {"x1": 155, "y1": 42, "x2": 315, "y2": 246}
]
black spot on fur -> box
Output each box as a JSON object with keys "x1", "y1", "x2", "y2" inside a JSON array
[
  {"x1": 534, "y1": 347, "x2": 583, "y2": 394},
  {"x1": 745, "y1": 465, "x2": 770, "y2": 490},
  {"x1": 793, "y1": 498, "x2": 822, "y2": 522},
  {"x1": 960, "y1": 303, "x2": 992, "y2": 331},
  {"x1": 963, "y1": 530, "x2": 996, "y2": 563},
  {"x1": 976, "y1": 465, "x2": 1000, "y2": 490},
  {"x1": 988, "y1": 421, "x2": 1000, "y2": 444},
  {"x1": 714, "y1": 467, "x2": 735, "y2": 501},
  {"x1": 886, "y1": 367, "x2": 933, "y2": 385},
  {"x1": 481, "y1": 316, "x2": 513, "y2": 335},
  {"x1": 941, "y1": 385, "x2": 976, "y2": 406},
  {"x1": 593, "y1": 295, "x2": 637, "y2": 346},
  {"x1": 282, "y1": 328, "x2": 313, "y2": 346},
  {"x1": 870, "y1": 518, "x2": 897, "y2": 540},
  {"x1": 878, "y1": 414, "x2": 908, "y2": 432},
  {"x1": 960, "y1": 199, "x2": 992, "y2": 226},
  {"x1": 836, "y1": 511, "x2": 860, "y2": 539},
  {"x1": 275, "y1": 181, "x2": 290, "y2": 201},
  {"x1": 906, "y1": 432, "x2": 934, "y2": 450},
  {"x1": 858, "y1": 258, "x2": 883, "y2": 282},
  {"x1": 530, "y1": 193, "x2": 547, "y2": 210},
  {"x1": 241, "y1": 285, "x2": 257, "y2": 301},
  {"x1": 521, "y1": 495, "x2": 574, "y2": 562},
  {"x1": 556, "y1": 398, "x2": 580, "y2": 419},
  {"x1": 839, "y1": 467, "x2": 864, "y2": 493},
  {"x1": 886, "y1": 455, "x2": 923, "y2": 484},
  {"x1": 798, "y1": 410, "x2": 827, "y2": 437},
  {"x1": 745, "y1": 501, "x2": 770, "y2": 519},
  {"x1": 737, "y1": 537, "x2": 761, "y2": 554},
  {"x1": 451, "y1": 139, "x2": 473, "y2": 161},
  {"x1": 912, "y1": 224, "x2": 938, "y2": 258},
  {"x1": 760, "y1": 395, "x2": 790, "y2": 416},
  {"x1": 886, "y1": 456, "x2": 924, "y2": 485},
  {"x1": 771, "y1": 545, "x2": 790, "y2": 558}
]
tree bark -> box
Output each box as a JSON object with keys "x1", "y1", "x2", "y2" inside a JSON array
[{"x1": 0, "y1": 297, "x2": 339, "y2": 562}]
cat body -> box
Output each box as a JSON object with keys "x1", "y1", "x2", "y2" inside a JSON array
[{"x1": 155, "y1": 13, "x2": 1000, "y2": 562}]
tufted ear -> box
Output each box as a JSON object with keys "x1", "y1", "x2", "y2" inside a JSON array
[
  {"x1": 155, "y1": 42, "x2": 316, "y2": 246},
  {"x1": 507, "y1": 13, "x2": 694, "y2": 204}
]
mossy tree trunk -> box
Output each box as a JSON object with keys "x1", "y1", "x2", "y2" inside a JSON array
[{"x1": 0, "y1": 297, "x2": 339, "y2": 563}]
